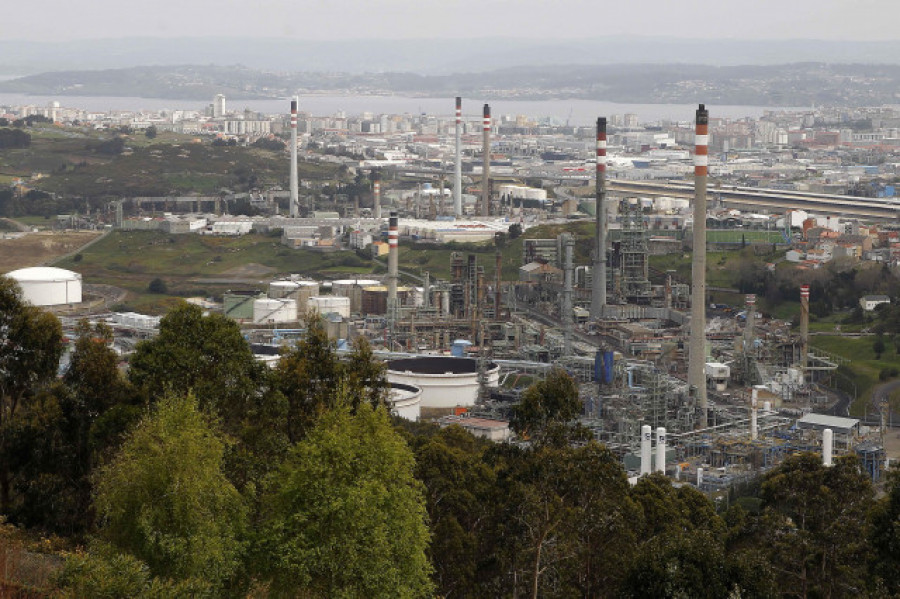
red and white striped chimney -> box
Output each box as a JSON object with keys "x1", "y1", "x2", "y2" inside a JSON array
[
  {"x1": 800, "y1": 284, "x2": 810, "y2": 373},
  {"x1": 689, "y1": 103, "x2": 709, "y2": 426},
  {"x1": 388, "y1": 212, "x2": 399, "y2": 315},
  {"x1": 592, "y1": 117, "x2": 608, "y2": 317},
  {"x1": 289, "y1": 99, "x2": 299, "y2": 217},
  {"x1": 481, "y1": 104, "x2": 491, "y2": 217},
  {"x1": 454, "y1": 96, "x2": 462, "y2": 217}
]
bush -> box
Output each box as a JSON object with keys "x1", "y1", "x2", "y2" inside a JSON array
[{"x1": 148, "y1": 278, "x2": 168, "y2": 294}]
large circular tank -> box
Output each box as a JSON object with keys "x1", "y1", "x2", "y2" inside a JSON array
[
  {"x1": 387, "y1": 382, "x2": 422, "y2": 421},
  {"x1": 386, "y1": 356, "x2": 500, "y2": 409},
  {"x1": 268, "y1": 280, "x2": 319, "y2": 307},
  {"x1": 332, "y1": 278, "x2": 380, "y2": 313},
  {"x1": 5, "y1": 267, "x2": 82, "y2": 306},
  {"x1": 307, "y1": 295, "x2": 350, "y2": 319},
  {"x1": 252, "y1": 298, "x2": 297, "y2": 324},
  {"x1": 361, "y1": 285, "x2": 412, "y2": 315}
]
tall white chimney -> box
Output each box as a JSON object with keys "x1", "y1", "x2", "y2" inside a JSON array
[
  {"x1": 655, "y1": 427, "x2": 667, "y2": 473},
  {"x1": 640, "y1": 424, "x2": 652, "y2": 476},
  {"x1": 750, "y1": 387, "x2": 759, "y2": 441},
  {"x1": 823, "y1": 428, "x2": 833, "y2": 466}
]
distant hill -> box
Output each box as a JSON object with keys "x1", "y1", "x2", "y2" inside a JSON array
[
  {"x1": 3, "y1": 62, "x2": 900, "y2": 106},
  {"x1": 2, "y1": 37, "x2": 900, "y2": 77}
]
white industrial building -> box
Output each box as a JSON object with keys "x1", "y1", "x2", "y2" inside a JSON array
[{"x1": 5, "y1": 267, "x2": 82, "y2": 306}]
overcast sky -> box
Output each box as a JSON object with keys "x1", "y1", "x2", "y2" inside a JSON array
[{"x1": 4, "y1": 0, "x2": 899, "y2": 42}]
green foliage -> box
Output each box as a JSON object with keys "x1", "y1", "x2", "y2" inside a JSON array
[
  {"x1": 94, "y1": 393, "x2": 247, "y2": 588},
  {"x1": 869, "y1": 467, "x2": 900, "y2": 593},
  {"x1": 0, "y1": 127, "x2": 31, "y2": 149},
  {"x1": 258, "y1": 401, "x2": 434, "y2": 598},
  {"x1": 146, "y1": 277, "x2": 167, "y2": 294},
  {"x1": 54, "y1": 546, "x2": 214, "y2": 598},
  {"x1": 873, "y1": 336, "x2": 886, "y2": 359},
  {"x1": 144, "y1": 125, "x2": 157, "y2": 139},
  {"x1": 0, "y1": 276, "x2": 65, "y2": 514},
  {"x1": 273, "y1": 315, "x2": 387, "y2": 443},
  {"x1": 510, "y1": 367, "x2": 582, "y2": 440},
  {"x1": 759, "y1": 453, "x2": 873, "y2": 597},
  {"x1": 128, "y1": 302, "x2": 263, "y2": 422}
]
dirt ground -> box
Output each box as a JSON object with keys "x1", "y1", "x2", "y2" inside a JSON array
[{"x1": 0, "y1": 231, "x2": 101, "y2": 273}]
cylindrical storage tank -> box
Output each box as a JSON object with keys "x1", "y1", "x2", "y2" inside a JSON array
[
  {"x1": 388, "y1": 382, "x2": 422, "y2": 421},
  {"x1": 6, "y1": 267, "x2": 82, "y2": 306},
  {"x1": 362, "y1": 285, "x2": 389, "y2": 315},
  {"x1": 332, "y1": 278, "x2": 380, "y2": 314},
  {"x1": 269, "y1": 280, "x2": 319, "y2": 306},
  {"x1": 307, "y1": 295, "x2": 350, "y2": 319},
  {"x1": 386, "y1": 356, "x2": 500, "y2": 409},
  {"x1": 252, "y1": 298, "x2": 297, "y2": 324}
]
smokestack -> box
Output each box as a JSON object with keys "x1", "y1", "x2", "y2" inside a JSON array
[
  {"x1": 800, "y1": 284, "x2": 810, "y2": 375},
  {"x1": 640, "y1": 424, "x2": 652, "y2": 476},
  {"x1": 562, "y1": 234, "x2": 574, "y2": 356},
  {"x1": 373, "y1": 175, "x2": 381, "y2": 220},
  {"x1": 454, "y1": 97, "x2": 463, "y2": 217},
  {"x1": 495, "y1": 250, "x2": 502, "y2": 318},
  {"x1": 290, "y1": 99, "x2": 299, "y2": 218},
  {"x1": 750, "y1": 387, "x2": 759, "y2": 441},
  {"x1": 697, "y1": 467, "x2": 704, "y2": 487},
  {"x1": 655, "y1": 427, "x2": 667, "y2": 473},
  {"x1": 689, "y1": 104, "x2": 709, "y2": 426},
  {"x1": 591, "y1": 117, "x2": 608, "y2": 318},
  {"x1": 823, "y1": 428, "x2": 833, "y2": 466},
  {"x1": 423, "y1": 271, "x2": 430, "y2": 309},
  {"x1": 388, "y1": 212, "x2": 399, "y2": 318},
  {"x1": 481, "y1": 104, "x2": 491, "y2": 217},
  {"x1": 744, "y1": 294, "x2": 756, "y2": 349}
]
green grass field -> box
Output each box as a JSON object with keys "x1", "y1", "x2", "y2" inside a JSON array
[
  {"x1": 706, "y1": 229, "x2": 785, "y2": 243},
  {"x1": 810, "y1": 335, "x2": 900, "y2": 417}
]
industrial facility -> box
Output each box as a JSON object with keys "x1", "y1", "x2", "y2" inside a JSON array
[{"x1": 29, "y1": 98, "x2": 893, "y2": 495}]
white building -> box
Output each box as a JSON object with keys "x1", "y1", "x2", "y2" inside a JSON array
[{"x1": 5, "y1": 267, "x2": 82, "y2": 306}]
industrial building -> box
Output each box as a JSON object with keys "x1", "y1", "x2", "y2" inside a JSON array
[{"x1": 6, "y1": 267, "x2": 82, "y2": 306}]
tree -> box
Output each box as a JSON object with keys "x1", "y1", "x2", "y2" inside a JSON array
[
  {"x1": 759, "y1": 453, "x2": 873, "y2": 598},
  {"x1": 510, "y1": 368, "x2": 582, "y2": 440},
  {"x1": 128, "y1": 302, "x2": 263, "y2": 424},
  {"x1": 0, "y1": 276, "x2": 64, "y2": 513},
  {"x1": 144, "y1": 125, "x2": 157, "y2": 139},
  {"x1": 869, "y1": 467, "x2": 900, "y2": 594},
  {"x1": 873, "y1": 336, "x2": 886, "y2": 359},
  {"x1": 94, "y1": 393, "x2": 247, "y2": 590},
  {"x1": 147, "y1": 277, "x2": 167, "y2": 294},
  {"x1": 508, "y1": 223, "x2": 523, "y2": 239},
  {"x1": 8, "y1": 321, "x2": 139, "y2": 535},
  {"x1": 257, "y1": 401, "x2": 433, "y2": 598}
]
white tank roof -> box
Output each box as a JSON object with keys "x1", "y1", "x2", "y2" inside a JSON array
[{"x1": 6, "y1": 267, "x2": 81, "y2": 282}]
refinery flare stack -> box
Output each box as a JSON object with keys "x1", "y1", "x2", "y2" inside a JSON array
[{"x1": 689, "y1": 103, "x2": 709, "y2": 426}]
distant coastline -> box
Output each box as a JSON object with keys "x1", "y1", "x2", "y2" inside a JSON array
[{"x1": 0, "y1": 93, "x2": 802, "y2": 126}]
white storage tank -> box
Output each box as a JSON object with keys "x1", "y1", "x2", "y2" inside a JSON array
[
  {"x1": 307, "y1": 295, "x2": 351, "y2": 319},
  {"x1": 386, "y1": 357, "x2": 500, "y2": 409},
  {"x1": 331, "y1": 278, "x2": 380, "y2": 313},
  {"x1": 269, "y1": 280, "x2": 319, "y2": 305},
  {"x1": 387, "y1": 382, "x2": 422, "y2": 421},
  {"x1": 252, "y1": 298, "x2": 297, "y2": 324},
  {"x1": 5, "y1": 267, "x2": 82, "y2": 306}
]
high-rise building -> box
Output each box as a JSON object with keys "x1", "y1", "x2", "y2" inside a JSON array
[{"x1": 213, "y1": 94, "x2": 226, "y2": 118}]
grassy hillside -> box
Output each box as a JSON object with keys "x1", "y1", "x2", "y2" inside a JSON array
[{"x1": 810, "y1": 335, "x2": 900, "y2": 417}]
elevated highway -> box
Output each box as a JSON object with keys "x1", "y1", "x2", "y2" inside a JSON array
[{"x1": 604, "y1": 180, "x2": 900, "y2": 220}]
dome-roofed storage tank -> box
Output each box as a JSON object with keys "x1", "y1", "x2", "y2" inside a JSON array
[
  {"x1": 5, "y1": 266, "x2": 82, "y2": 306},
  {"x1": 386, "y1": 356, "x2": 499, "y2": 409},
  {"x1": 252, "y1": 298, "x2": 297, "y2": 324}
]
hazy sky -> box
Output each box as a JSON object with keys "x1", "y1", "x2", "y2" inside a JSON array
[{"x1": 5, "y1": 0, "x2": 899, "y2": 42}]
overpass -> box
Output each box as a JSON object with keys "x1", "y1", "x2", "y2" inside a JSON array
[{"x1": 604, "y1": 180, "x2": 900, "y2": 220}]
